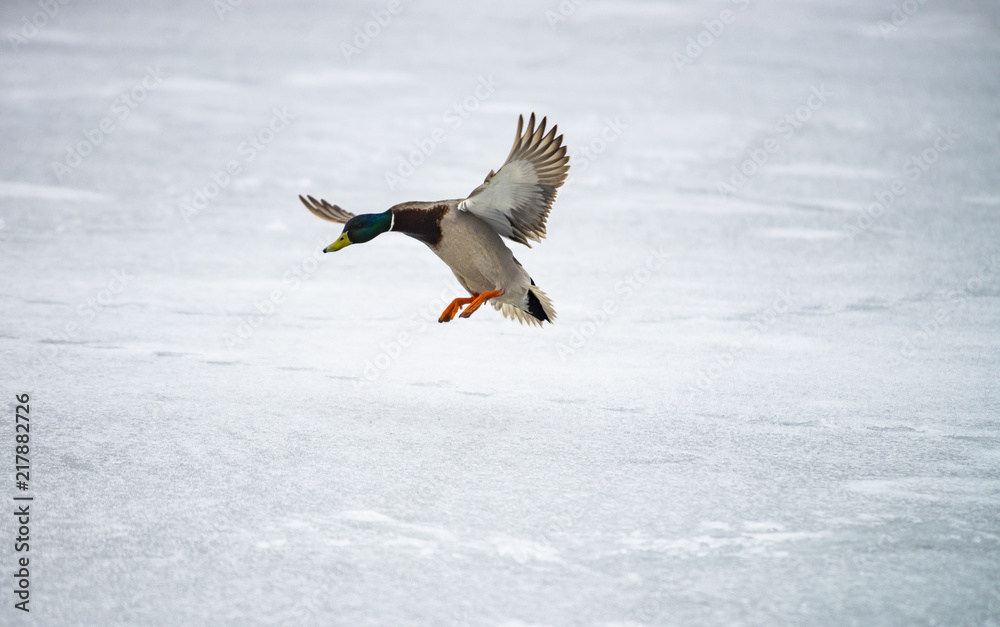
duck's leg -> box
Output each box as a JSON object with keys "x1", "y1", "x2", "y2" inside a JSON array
[
  {"x1": 459, "y1": 289, "x2": 505, "y2": 319},
  {"x1": 438, "y1": 296, "x2": 476, "y2": 323}
]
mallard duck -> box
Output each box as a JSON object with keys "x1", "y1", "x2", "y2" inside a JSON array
[{"x1": 299, "y1": 113, "x2": 569, "y2": 326}]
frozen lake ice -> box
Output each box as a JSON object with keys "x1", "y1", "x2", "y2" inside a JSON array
[{"x1": 1, "y1": 0, "x2": 999, "y2": 624}]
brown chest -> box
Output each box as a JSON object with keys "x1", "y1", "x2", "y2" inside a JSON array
[{"x1": 391, "y1": 204, "x2": 449, "y2": 247}]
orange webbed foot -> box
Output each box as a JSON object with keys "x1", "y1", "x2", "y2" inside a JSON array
[
  {"x1": 458, "y1": 289, "x2": 505, "y2": 319},
  {"x1": 438, "y1": 296, "x2": 476, "y2": 323}
]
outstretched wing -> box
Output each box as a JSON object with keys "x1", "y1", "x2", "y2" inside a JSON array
[
  {"x1": 458, "y1": 113, "x2": 570, "y2": 247},
  {"x1": 299, "y1": 194, "x2": 355, "y2": 224}
]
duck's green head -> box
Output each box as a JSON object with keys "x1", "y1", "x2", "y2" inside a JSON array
[{"x1": 324, "y1": 211, "x2": 392, "y2": 252}]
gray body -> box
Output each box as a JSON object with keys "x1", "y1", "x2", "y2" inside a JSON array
[
  {"x1": 418, "y1": 200, "x2": 530, "y2": 311},
  {"x1": 392, "y1": 199, "x2": 531, "y2": 309}
]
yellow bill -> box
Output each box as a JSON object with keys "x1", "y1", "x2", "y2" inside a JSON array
[{"x1": 324, "y1": 232, "x2": 352, "y2": 252}]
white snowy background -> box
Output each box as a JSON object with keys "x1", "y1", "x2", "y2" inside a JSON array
[{"x1": 1, "y1": 0, "x2": 999, "y2": 624}]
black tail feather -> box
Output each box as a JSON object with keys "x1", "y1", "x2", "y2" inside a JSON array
[{"x1": 525, "y1": 286, "x2": 550, "y2": 323}]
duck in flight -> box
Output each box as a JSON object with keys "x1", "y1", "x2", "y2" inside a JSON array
[{"x1": 299, "y1": 113, "x2": 569, "y2": 326}]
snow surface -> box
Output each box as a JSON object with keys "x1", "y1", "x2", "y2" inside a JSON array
[{"x1": 1, "y1": 0, "x2": 999, "y2": 624}]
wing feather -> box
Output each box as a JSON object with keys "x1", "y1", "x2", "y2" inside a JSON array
[
  {"x1": 458, "y1": 113, "x2": 570, "y2": 247},
  {"x1": 299, "y1": 194, "x2": 355, "y2": 224}
]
